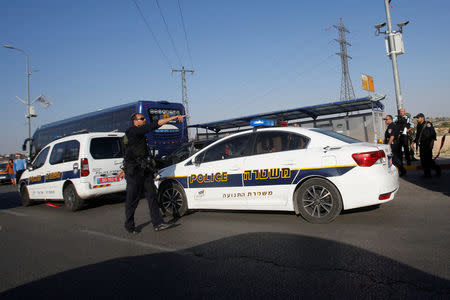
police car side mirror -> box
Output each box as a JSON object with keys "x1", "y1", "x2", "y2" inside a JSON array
[{"x1": 27, "y1": 165, "x2": 33, "y2": 171}]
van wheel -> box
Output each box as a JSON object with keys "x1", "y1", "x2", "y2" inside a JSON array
[
  {"x1": 63, "y1": 184, "x2": 84, "y2": 211},
  {"x1": 20, "y1": 185, "x2": 34, "y2": 207},
  {"x1": 159, "y1": 182, "x2": 188, "y2": 217},
  {"x1": 295, "y1": 178, "x2": 342, "y2": 224}
]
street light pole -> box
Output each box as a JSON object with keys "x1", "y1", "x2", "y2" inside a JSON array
[
  {"x1": 384, "y1": 0, "x2": 403, "y2": 115},
  {"x1": 4, "y1": 45, "x2": 32, "y2": 159}
]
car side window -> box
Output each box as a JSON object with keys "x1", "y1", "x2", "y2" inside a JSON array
[
  {"x1": 50, "y1": 140, "x2": 80, "y2": 165},
  {"x1": 255, "y1": 131, "x2": 308, "y2": 154},
  {"x1": 286, "y1": 133, "x2": 309, "y2": 150},
  {"x1": 32, "y1": 147, "x2": 50, "y2": 169},
  {"x1": 202, "y1": 134, "x2": 252, "y2": 163}
]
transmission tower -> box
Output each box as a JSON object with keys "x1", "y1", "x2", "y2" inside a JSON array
[
  {"x1": 172, "y1": 66, "x2": 194, "y2": 126},
  {"x1": 333, "y1": 18, "x2": 355, "y2": 101}
]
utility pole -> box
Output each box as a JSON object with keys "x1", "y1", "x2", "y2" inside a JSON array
[
  {"x1": 333, "y1": 18, "x2": 355, "y2": 101},
  {"x1": 172, "y1": 66, "x2": 194, "y2": 129},
  {"x1": 3, "y1": 44, "x2": 37, "y2": 159},
  {"x1": 375, "y1": 0, "x2": 409, "y2": 115}
]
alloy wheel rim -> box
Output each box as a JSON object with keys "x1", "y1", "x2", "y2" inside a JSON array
[
  {"x1": 302, "y1": 185, "x2": 333, "y2": 218},
  {"x1": 161, "y1": 188, "x2": 183, "y2": 213}
]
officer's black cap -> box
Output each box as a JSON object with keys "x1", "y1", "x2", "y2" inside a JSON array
[
  {"x1": 383, "y1": 115, "x2": 393, "y2": 120},
  {"x1": 414, "y1": 113, "x2": 425, "y2": 118}
]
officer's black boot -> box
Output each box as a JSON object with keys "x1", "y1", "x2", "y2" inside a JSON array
[{"x1": 435, "y1": 165, "x2": 441, "y2": 177}]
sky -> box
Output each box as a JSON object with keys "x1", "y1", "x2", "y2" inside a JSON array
[{"x1": 1, "y1": 0, "x2": 449, "y2": 154}]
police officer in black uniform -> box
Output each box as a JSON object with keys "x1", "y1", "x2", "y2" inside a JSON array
[
  {"x1": 119, "y1": 112, "x2": 186, "y2": 233},
  {"x1": 384, "y1": 115, "x2": 406, "y2": 176},
  {"x1": 412, "y1": 113, "x2": 441, "y2": 178},
  {"x1": 394, "y1": 108, "x2": 414, "y2": 165}
]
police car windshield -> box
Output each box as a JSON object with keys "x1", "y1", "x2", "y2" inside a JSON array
[{"x1": 310, "y1": 128, "x2": 360, "y2": 144}]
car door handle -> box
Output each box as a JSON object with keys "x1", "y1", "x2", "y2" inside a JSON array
[
  {"x1": 281, "y1": 161, "x2": 295, "y2": 165},
  {"x1": 229, "y1": 167, "x2": 240, "y2": 171}
]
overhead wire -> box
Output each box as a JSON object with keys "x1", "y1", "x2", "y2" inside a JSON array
[
  {"x1": 177, "y1": 0, "x2": 194, "y2": 68},
  {"x1": 132, "y1": 0, "x2": 173, "y2": 69},
  {"x1": 155, "y1": 0, "x2": 183, "y2": 67}
]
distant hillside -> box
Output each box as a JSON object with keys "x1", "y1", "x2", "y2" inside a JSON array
[
  {"x1": 428, "y1": 118, "x2": 449, "y2": 157},
  {"x1": 429, "y1": 117, "x2": 450, "y2": 136}
]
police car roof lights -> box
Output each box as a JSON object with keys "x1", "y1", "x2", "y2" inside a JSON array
[{"x1": 250, "y1": 119, "x2": 275, "y2": 127}]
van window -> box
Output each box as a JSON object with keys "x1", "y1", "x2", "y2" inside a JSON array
[
  {"x1": 33, "y1": 147, "x2": 50, "y2": 169},
  {"x1": 90, "y1": 137, "x2": 124, "y2": 159},
  {"x1": 50, "y1": 140, "x2": 80, "y2": 165}
]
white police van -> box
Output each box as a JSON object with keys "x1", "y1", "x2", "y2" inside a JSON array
[
  {"x1": 18, "y1": 132, "x2": 126, "y2": 211},
  {"x1": 156, "y1": 120, "x2": 399, "y2": 223}
]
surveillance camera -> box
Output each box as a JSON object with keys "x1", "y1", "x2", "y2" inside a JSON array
[
  {"x1": 374, "y1": 22, "x2": 386, "y2": 29},
  {"x1": 397, "y1": 21, "x2": 409, "y2": 27}
]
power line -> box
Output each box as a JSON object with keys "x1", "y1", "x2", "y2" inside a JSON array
[
  {"x1": 155, "y1": 0, "x2": 182, "y2": 67},
  {"x1": 177, "y1": 0, "x2": 194, "y2": 68},
  {"x1": 132, "y1": 0, "x2": 173, "y2": 69}
]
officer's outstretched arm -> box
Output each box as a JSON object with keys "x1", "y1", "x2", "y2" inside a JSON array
[{"x1": 157, "y1": 115, "x2": 186, "y2": 126}]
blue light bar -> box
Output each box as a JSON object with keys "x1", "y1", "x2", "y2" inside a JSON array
[{"x1": 250, "y1": 119, "x2": 275, "y2": 127}]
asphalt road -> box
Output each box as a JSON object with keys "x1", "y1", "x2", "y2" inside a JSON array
[{"x1": 1, "y1": 170, "x2": 449, "y2": 299}]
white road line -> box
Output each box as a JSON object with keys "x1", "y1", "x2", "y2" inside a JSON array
[
  {"x1": 80, "y1": 229, "x2": 182, "y2": 253},
  {"x1": 0, "y1": 210, "x2": 28, "y2": 217}
]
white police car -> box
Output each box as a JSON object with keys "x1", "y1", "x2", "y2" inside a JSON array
[
  {"x1": 19, "y1": 132, "x2": 126, "y2": 211},
  {"x1": 156, "y1": 121, "x2": 399, "y2": 223}
]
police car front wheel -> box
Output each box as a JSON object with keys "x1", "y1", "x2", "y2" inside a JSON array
[
  {"x1": 295, "y1": 178, "x2": 342, "y2": 224},
  {"x1": 159, "y1": 182, "x2": 188, "y2": 217},
  {"x1": 20, "y1": 185, "x2": 34, "y2": 207}
]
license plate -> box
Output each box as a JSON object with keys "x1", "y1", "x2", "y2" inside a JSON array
[{"x1": 97, "y1": 176, "x2": 120, "y2": 184}]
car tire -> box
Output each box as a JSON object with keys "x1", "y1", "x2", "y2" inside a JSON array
[
  {"x1": 20, "y1": 184, "x2": 34, "y2": 207},
  {"x1": 63, "y1": 184, "x2": 84, "y2": 212},
  {"x1": 159, "y1": 182, "x2": 188, "y2": 217},
  {"x1": 295, "y1": 178, "x2": 342, "y2": 224}
]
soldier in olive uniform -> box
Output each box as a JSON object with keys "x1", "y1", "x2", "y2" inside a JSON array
[
  {"x1": 411, "y1": 113, "x2": 441, "y2": 178},
  {"x1": 384, "y1": 115, "x2": 406, "y2": 176}
]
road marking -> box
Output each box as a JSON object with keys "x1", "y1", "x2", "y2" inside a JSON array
[
  {"x1": 0, "y1": 210, "x2": 28, "y2": 217},
  {"x1": 80, "y1": 229, "x2": 181, "y2": 253}
]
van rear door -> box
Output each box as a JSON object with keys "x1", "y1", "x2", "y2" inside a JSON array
[{"x1": 89, "y1": 135, "x2": 126, "y2": 190}]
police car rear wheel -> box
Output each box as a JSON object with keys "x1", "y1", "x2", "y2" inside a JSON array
[
  {"x1": 159, "y1": 182, "x2": 187, "y2": 217},
  {"x1": 296, "y1": 178, "x2": 342, "y2": 224},
  {"x1": 63, "y1": 184, "x2": 84, "y2": 212},
  {"x1": 20, "y1": 185, "x2": 33, "y2": 207}
]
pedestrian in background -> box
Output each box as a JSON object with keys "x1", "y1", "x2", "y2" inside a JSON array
[
  {"x1": 5, "y1": 159, "x2": 16, "y2": 186},
  {"x1": 13, "y1": 155, "x2": 27, "y2": 181},
  {"x1": 384, "y1": 115, "x2": 406, "y2": 176},
  {"x1": 411, "y1": 113, "x2": 441, "y2": 178},
  {"x1": 119, "y1": 112, "x2": 185, "y2": 234},
  {"x1": 394, "y1": 108, "x2": 414, "y2": 165}
]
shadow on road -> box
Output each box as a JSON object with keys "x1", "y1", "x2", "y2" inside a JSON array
[
  {"x1": 2, "y1": 232, "x2": 449, "y2": 298},
  {"x1": 402, "y1": 170, "x2": 450, "y2": 197},
  {"x1": 0, "y1": 189, "x2": 22, "y2": 210}
]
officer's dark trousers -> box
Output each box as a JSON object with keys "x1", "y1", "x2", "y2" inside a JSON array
[
  {"x1": 391, "y1": 143, "x2": 406, "y2": 175},
  {"x1": 125, "y1": 169, "x2": 163, "y2": 230},
  {"x1": 419, "y1": 146, "x2": 440, "y2": 177},
  {"x1": 399, "y1": 135, "x2": 411, "y2": 164}
]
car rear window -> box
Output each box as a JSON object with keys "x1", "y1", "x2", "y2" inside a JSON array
[
  {"x1": 310, "y1": 128, "x2": 360, "y2": 144},
  {"x1": 90, "y1": 137, "x2": 124, "y2": 159}
]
